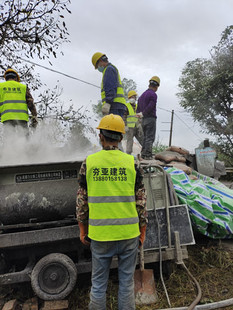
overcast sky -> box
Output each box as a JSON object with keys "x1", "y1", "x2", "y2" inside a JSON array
[{"x1": 35, "y1": 0, "x2": 233, "y2": 153}]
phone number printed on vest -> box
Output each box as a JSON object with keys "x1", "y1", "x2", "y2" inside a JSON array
[{"x1": 92, "y1": 167, "x2": 127, "y2": 182}]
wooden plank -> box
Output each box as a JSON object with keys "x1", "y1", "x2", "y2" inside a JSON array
[{"x1": 41, "y1": 300, "x2": 69, "y2": 310}]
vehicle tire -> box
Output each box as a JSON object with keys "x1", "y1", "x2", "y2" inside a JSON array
[{"x1": 31, "y1": 253, "x2": 77, "y2": 300}]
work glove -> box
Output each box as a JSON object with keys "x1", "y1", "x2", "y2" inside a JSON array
[
  {"x1": 31, "y1": 116, "x2": 38, "y2": 128},
  {"x1": 136, "y1": 112, "x2": 143, "y2": 118},
  {"x1": 78, "y1": 222, "x2": 91, "y2": 246},
  {"x1": 125, "y1": 126, "x2": 129, "y2": 133},
  {"x1": 102, "y1": 102, "x2": 111, "y2": 115},
  {"x1": 139, "y1": 225, "x2": 147, "y2": 247}
]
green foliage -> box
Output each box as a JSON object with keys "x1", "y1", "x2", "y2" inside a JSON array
[
  {"x1": 152, "y1": 141, "x2": 168, "y2": 154},
  {"x1": 177, "y1": 25, "x2": 233, "y2": 160},
  {"x1": 92, "y1": 100, "x2": 102, "y2": 120},
  {"x1": 121, "y1": 78, "x2": 137, "y2": 98}
]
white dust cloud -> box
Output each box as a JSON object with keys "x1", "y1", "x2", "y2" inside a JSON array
[{"x1": 0, "y1": 120, "x2": 100, "y2": 166}]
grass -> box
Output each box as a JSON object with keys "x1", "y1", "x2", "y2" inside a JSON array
[
  {"x1": 1, "y1": 235, "x2": 233, "y2": 309},
  {"x1": 69, "y1": 235, "x2": 233, "y2": 310}
]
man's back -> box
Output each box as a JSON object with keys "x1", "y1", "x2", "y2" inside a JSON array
[
  {"x1": 86, "y1": 149, "x2": 139, "y2": 242},
  {"x1": 137, "y1": 88, "x2": 157, "y2": 118},
  {"x1": 0, "y1": 80, "x2": 28, "y2": 123}
]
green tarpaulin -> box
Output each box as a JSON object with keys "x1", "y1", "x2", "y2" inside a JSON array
[{"x1": 165, "y1": 167, "x2": 233, "y2": 239}]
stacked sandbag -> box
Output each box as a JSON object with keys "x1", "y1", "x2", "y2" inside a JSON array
[{"x1": 154, "y1": 146, "x2": 192, "y2": 174}]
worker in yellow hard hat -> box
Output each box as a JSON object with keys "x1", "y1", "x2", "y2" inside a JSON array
[
  {"x1": 0, "y1": 68, "x2": 38, "y2": 136},
  {"x1": 91, "y1": 52, "x2": 127, "y2": 118},
  {"x1": 125, "y1": 90, "x2": 144, "y2": 155},
  {"x1": 76, "y1": 113, "x2": 147, "y2": 309},
  {"x1": 136, "y1": 76, "x2": 160, "y2": 160}
]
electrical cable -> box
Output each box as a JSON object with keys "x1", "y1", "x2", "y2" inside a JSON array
[
  {"x1": 17, "y1": 56, "x2": 101, "y2": 89},
  {"x1": 174, "y1": 112, "x2": 202, "y2": 140},
  {"x1": 158, "y1": 107, "x2": 173, "y2": 113},
  {"x1": 16, "y1": 56, "x2": 204, "y2": 142}
]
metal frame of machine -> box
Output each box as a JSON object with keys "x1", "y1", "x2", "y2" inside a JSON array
[{"x1": 0, "y1": 161, "x2": 194, "y2": 300}]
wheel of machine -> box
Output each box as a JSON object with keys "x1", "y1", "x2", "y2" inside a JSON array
[{"x1": 31, "y1": 253, "x2": 77, "y2": 300}]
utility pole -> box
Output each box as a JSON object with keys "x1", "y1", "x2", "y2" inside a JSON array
[
  {"x1": 169, "y1": 110, "x2": 174, "y2": 147},
  {"x1": 161, "y1": 109, "x2": 174, "y2": 146}
]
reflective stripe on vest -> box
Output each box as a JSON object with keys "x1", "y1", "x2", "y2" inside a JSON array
[
  {"x1": 0, "y1": 81, "x2": 28, "y2": 122},
  {"x1": 126, "y1": 102, "x2": 138, "y2": 128},
  {"x1": 89, "y1": 217, "x2": 139, "y2": 226},
  {"x1": 86, "y1": 149, "x2": 140, "y2": 241},
  {"x1": 101, "y1": 64, "x2": 127, "y2": 107}
]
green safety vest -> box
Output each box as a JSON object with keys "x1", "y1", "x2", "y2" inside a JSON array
[
  {"x1": 126, "y1": 102, "x2": 138, "y2": 128},
  {"x1": 101, "y1": 64, "x2": 127, "y2": 108},
  {"x1": 86, "y1": 149, "x2": 140, "y2": 241},
  {"x1": 0, "y1": 81, "x2": 28, "y2": 122}
]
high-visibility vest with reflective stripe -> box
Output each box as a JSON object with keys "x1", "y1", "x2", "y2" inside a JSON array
[
  {"x1": 86, "y1": 150, "x2": 140, "y2": 241},
  {"x1": 0, "y1": 81, "x2": 28, "y2": 122},
  {"x1": 126, "y1": 102, "x2": 138, "y2": 128},
  {"x1": 101, "y1": 64, "x2": 127, "y2": 108}
]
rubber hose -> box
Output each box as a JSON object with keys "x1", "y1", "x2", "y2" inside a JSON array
[
  {"x1": 181, "y1": 262, "x2": 202, "y2": 310},
  {"x1": 157, "y1": 297, "x2": 233, "y2": 310}
]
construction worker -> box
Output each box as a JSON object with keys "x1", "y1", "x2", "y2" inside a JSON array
[
  {"x1": 0, "y1": 68, "x2": 38, "y2": 134},
  {"x1": 91, "y1": 52, "x2": 127, "y2": 118},
  {"x1": 76, "y1": 114, "x2": 147, "y2": 310},
  {"x1": 125, "y1": 90, "x2": 144, "y2": 155},
  {"x1": 137, "y1": 76, "x2": 160, "y2": 160}
]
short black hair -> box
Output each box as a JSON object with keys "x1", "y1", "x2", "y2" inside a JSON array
[
  {"x1": 5, "y1": 72, "x2": 17, "y2": 81},
  {"x1": 101, "y1": 55, "x2": 108, "y2": 62},
  {"x1": 149, "y1": 80, "x2": 159, "y2": 87},
  {"x1": 100, "y1": 129, "x2": 122, "y2": 142}
]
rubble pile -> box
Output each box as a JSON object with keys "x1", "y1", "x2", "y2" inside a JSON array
[{"x1": 154, "y1": 145, "x2": 193, "y2": 175}]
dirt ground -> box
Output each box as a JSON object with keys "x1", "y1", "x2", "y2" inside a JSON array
[{"x1": 1, "y1": 233, "x2": 233, "y2": 310}]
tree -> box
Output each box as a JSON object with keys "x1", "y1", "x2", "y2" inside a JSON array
[
  {"x1": 0, "y1": 0, "x2": 71, "y2": 61},
  {"x1": 177, "y1": 25, "x2": 233, "y2": 163},
  {"x1": 35, "y1": 83, "x2": 95, "y2": 145},
  {"x1": 0, "y1": 0, "x2": 71, "y2": 90},
  {"x1": 121, "y1": 78, "x2": 137, "y2": 97},
  {"x1": 92, "y1": 100, "x2": 103, "y2": 119},
  {"x1": 0, "y1": 0, "x2": 94, "y2": 148}
]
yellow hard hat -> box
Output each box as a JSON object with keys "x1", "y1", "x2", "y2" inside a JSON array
[
  {"x1": 128, "y1": 90, "x2": 137, "y2": 99},
  {"x1": 97, "y1": 114, "x2": 125, "y2": 134},
  {"x1": 92, "y1": 52, "x2": 105, "y2": 69},
  {"x1": 149, "y1": 76, "x2": 160, "y2": 86},
  {"x1": 4, "y1": 68, "x2": 20, "y2": 82}
]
